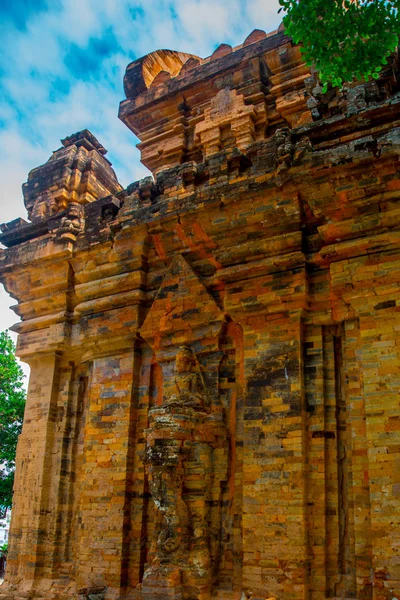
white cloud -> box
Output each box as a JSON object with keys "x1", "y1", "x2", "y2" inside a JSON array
[
  {"x1": 54, "y1": 0, "x2": 103, "y2": 45},
  {"x1": 178, "y1": 1, "x2": 232, "y2": 51},
  {"x1": 247, "y1": 0, "x2": 284, "y2": 27}
]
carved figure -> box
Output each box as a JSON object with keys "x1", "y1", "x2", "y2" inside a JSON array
[
  {"x1": 165, "y1": 346, "x2": 208, "y2": 410},
  {"x1": 275, "y1": 127, "x2": 293, "y2": 165},
  {"x1": 57, "y1": 202, "x2": 84, "y2": 242},
  {"x1": 146, "y1": 447, "x2": 187, "y2": 558},
  {"x1": 143, "y1": 346, "x2": 228, "y2": 598}
]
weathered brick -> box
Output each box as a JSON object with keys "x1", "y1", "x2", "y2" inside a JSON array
[{"x1": 1, "y1": 25, "x2": 400, "y2": 600}]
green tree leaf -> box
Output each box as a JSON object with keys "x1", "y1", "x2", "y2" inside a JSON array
[
  {"x1": 279, "y1": 0, "x2": 400, "y2": 92},
  {"x1": 0, "y1": 331, "x2": 26, "y2": 517}
]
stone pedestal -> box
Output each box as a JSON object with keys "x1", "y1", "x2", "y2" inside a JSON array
[
  {"x1": 142, "y1": 400, "x2": 227, "y2": 600},
  {"x1": 142, "y1": 565, "x2": 184, "y2": 599}
]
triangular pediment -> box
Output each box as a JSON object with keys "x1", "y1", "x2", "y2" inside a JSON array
[{"x1": 140, "y1": 254, "x2": 223, "y2": 349}]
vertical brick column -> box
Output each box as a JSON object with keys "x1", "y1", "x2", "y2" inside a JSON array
[
  {"x1": 5, "y1": 353, "x2": 61, "y2": 588},
  {"x1": 360, "y1": 313, "x2": 400, "y2": 600},
  {"x1": 342, "y1": 320, "x2": 372, "y2": 600},
  {"x1": 242, "y1": 313, "x2": 308, "y2": 600},
  {"x1": 306, "y1": 320, "x2": 371, "y2": 599},
  {"x1": 304, "y1": 324, "x2": 328, "y2": 600},
  {"x1": 76, "y1": 351, "x2": 136, "y2": 599}
]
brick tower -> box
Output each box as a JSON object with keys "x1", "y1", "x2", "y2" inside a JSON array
[{"x1": 0, "y1": 27, "x2": 400, "y2": 600}]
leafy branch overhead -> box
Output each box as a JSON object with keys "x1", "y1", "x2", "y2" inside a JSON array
[
  {"x1": 279, "y1": 0, "x2": 400, "y2": 91},
  {"x1": 0, "y1": 331, "x2": 26, "y2": 518}
]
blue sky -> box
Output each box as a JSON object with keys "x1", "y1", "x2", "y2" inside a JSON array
[{"x1": 0, "y1": 0, "x2": 282, "y2": 358}]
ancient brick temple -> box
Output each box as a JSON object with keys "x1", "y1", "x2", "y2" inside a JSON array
[{"x1": 0, "y1": 26, "x2": 400, "y2": 600}]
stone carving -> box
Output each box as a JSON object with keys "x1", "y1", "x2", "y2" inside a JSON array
[
  {"x1": 28, "y1": 190, "x2": 59, "y2": 221},
  {"x1": 274, "y1": 126, "x2": 293, "y2": 184},
  {"x1": 165, "y1": 346, "x2": 209, "y2": 411},
  {"x1": 275, "y1": 127, "x2": 293, "y2": 165},
  {"x1": 143, "y1": 346, "x2": 228, "y2": 599},
  {"x1": 56, "y1": 202, "x2": 85, "y2": 243},
  {"x1": 101, "y1": 197, "x2": 122, "y2": 223},
  {"x1": 293, "y1": 135, "x2": 313, "y2": 163},
  {"x1": 138, "y1": 176, "x2": 159, "y2": 203},
  {"x1": 304, "y1": 72, "x2": 392, "y2": 123},
  {"x1": 195, "y1": 88, "x2": 256, "y2": 157}
]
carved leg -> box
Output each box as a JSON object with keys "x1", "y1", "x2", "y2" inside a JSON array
[
  {"x1": 148, "y1": 468, "x2": 183, "y2": 560},
  {"x1": 158, "y1": 471, "x2": 183, "y2": 555},
  {"x1": 184, "y1": 443, "x2": 213, "y2": 575},
  {"x1": 143, "y1": 447, "x2": 187, "y2": 599}
]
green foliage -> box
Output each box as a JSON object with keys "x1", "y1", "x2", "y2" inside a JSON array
[
  {"x1": 278, "y1": 0, "x2": 400, "y2": 91},
  {"x1": 0, "y1": 332, "x2": 26, "y2": 517},
  {"x1": 0, "y1": 543, "x2": 8, "y2": 557}
]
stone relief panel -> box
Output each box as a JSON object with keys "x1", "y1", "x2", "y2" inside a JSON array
[
  {"x1": 195, "y1": 88, "x2": 256, "y2": 158},
  {"x1": 57, "y1": 202, "x2": 85, "y2": 243},
  {"x1": 143, "y1": 346, "x2": 228, "y2": 599},
  {"x1": 137, "y1": 255, "x2": 244, "y2": 599}
]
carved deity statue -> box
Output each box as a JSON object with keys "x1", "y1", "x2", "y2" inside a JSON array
[
  {"x1": 275, "y1": 127, "x2": 292, "y2": 164},
  {"x1": 165, "y1": 346, "x2": 209, "y2": 410},
  {"x1": 143, "y1": 346, "x2": 228, "y2": 599},
  {"x1": 57, "y1": 202, "x2": 85, "y2": 242}
]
